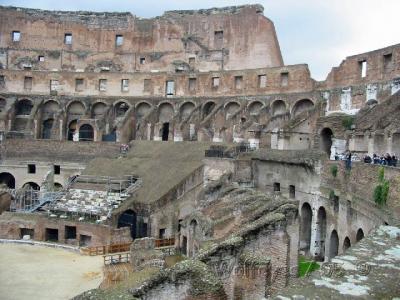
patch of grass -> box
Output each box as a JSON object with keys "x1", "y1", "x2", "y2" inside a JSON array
[
  {"x1": 298, "y1": 256, "x2": 320, "y2": 277},
  {"x1": 330, "y1": 165, "x2": 338, "y2": 178}
]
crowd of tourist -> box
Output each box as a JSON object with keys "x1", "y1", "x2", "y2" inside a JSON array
[{"x1": 363, "y1": 153, "x2": 398, "y2": 167}]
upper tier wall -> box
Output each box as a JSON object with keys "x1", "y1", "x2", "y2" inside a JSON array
[{"x1": 0, "y1": 5, "x2": 283, "y2": 72}]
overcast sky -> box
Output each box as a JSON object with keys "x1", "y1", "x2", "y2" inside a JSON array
[{"x1": 1, "y1": 0, "x2": 399, "y2": 80}]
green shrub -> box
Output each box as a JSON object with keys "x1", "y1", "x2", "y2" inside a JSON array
[
  {"x1": 342, "y1": 116, "x2": 355, "y2": 130},
  {"x1": 373, "y1": 167, "x2": 389, "y2": 206},
  {"x1": 330, "y1": 165, "x2": 338, "y2": 178}
]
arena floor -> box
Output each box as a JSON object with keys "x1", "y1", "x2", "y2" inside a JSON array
[{"x1": 0, "y1": 243, "x2": 103, "y2": 300}]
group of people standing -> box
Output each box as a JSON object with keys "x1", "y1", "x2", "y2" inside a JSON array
[{"x1": 364, "y1": 153, "x2": 398, "y2": 167}]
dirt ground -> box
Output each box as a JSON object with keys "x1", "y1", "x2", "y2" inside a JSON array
[{"x1": 0, "y1": 243, "x2": 103, "y2": 300}]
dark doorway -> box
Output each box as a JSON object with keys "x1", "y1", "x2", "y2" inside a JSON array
[
  {"x1": 182, "y1": 235, "x2": 187, "y2": 255},
  {"x1": 356, "y1": 228, "x2": 364, "y2": 242},
  {"x1": 117, "y1": 210, "x2": 137, "y2": 239},
  {"x1": 45, "y1": 228, "x2": 59, "y2": 242},
  {"x1": 316, "y1": 207, "x2": 327, "y2": 261},
  {"x1": 79, "y1": 234, "x2": 92, "y2": 247},
  {"x1": 289, "y1": 185, "x2": 295, "y2": 199},
  {"x1": 20, "y1": 228, "x2": 34, "y2": 239},
  {"x1": 65, "y1": 226, "x2": 77, "y2": 239},
  {"x1": 0, "y1": 172, "x2": 15, "y2": 189},
  {"x1": 23, "y1": 182, "x2": 40, "y2": 191},
  {"x1": 42, "y1": 119, "x2": 54, "y2": 139},
  {"x1": 16, "y1": 99, "x2": 33, "y2": 115},
  {"x1": 300, "y1": 202, "x2": 312, "y2": 253},
  {"x1": 320, "y1": 128, "x2": 333, "y2": 156},
  {"x1": 343, "y1": 237, "x2": 351, "y2": 252},
  {"x1": 329, "y1": 230, "x2": 339, "y2": 259},
  {"x1": 162, "y1": 122, "x2": 169, "y2": 141},
  {"x1": 79, "y1": 124, "x2": 94, "y2": 141}
]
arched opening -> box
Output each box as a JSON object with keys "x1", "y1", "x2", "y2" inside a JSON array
[
  {"x1": 91, "y1": 102, "x2": 107, "y2": 119},
  {"x1": 115, "y1": 101, "x2": 129, "y2": 117},
  {"x1": 315, "y1": 206, "x2": 327, "y2": 261},
  {"x1": 180, "y1": 102, "x2": 195, "y2": 120},
  {"x1": 117, "y1": 210, "x2": 137, "y2": 239},
  {"x1": 42, "y1": 119, "x2": 54, "y2": 139},
  {"x1": 292, "y1": 99, "x2": 314, "y2": 117},
  {"x1": 320, "y1": 128, "x2": 333, "y2": 157},
  {"x1": 79, "y1": 124, "x2": 94, "y2": 142},
  {"x1": 343, "y1": 237, "x2": 351, "y2": 252},
  {"x1": 356, "y1": 228, "x2": 364, "y2": 242},
  {"x1": 15, "y1": 99, "x2": 33, "y2": 115},
  {"x1": 0, "y1": 172, "x2": 15, "y2": 189},
  {"x1": 329, "y1": 230, "x2": 339, "y2": 259},
  {"x1": 248, "y1": 101, "x2": 263, "y2": 115},
  {"x1": 23, "y1": 182, "x2": 40, "y2": 191},
  {"x1": 271, "y1": 100, "x2": 286, "y2": 116},
  {"x1": 67, "y1": 101, "x2": 85, "y2": 118},
  {"x1": 54, "y1": 182, "x2": 63, "y2": 191},
  {"x1": 136, "y1": 102, "x2": 151, "y2": 120},
  {"x1": 158, "y1": 103, "x2": 174, "y2": 123},
  {"x1": 202, "y1": 101, "x2": 216, "y2": 119},
  {"x1": 225, "y1": 102, "x2": 240, "y2": 118},
  {"x1": 300, "y1": 202, "x2": 312, "y2": 254},
  {"x1": 0, "y1": 98, "x2": 6, "y2": 113},
  {"x1": 162, "y1": 123, "x2": 169, "y2": 141},
  {"x1": 67, "y1": 120, "x2": 77, "y2": 141},
  {"x1": 42, "y1": 100, "x2": 59, "y2": 115},
  {"x1": 189, "y1": 219, "x2": 198, "y2": 257}
]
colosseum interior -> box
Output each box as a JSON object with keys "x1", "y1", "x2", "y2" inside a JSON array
[{"x1": 0, "y1": 3, "x2": 399, "y2": 300}]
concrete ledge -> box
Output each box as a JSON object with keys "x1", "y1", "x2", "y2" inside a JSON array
[{"x1": 0, "y1": 239, "x2": 80, "y2": 253}]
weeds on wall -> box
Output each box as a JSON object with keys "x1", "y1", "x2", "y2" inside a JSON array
[
  {"x1": 330, "y1": 165, "x2": 338, "y2": 178},
  {"x1": 342, "y1": 116, "x2": 355, "y2": 130},
  {"x1": 373, "y1": 167, "x2": 390, "y2": 206}
]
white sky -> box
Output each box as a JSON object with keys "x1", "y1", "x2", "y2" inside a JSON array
[{"x1": 0, "y1": 0, "x2": 399, "y2": 80}]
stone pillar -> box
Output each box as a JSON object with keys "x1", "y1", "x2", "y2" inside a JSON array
[
  {"x1": 7, "y1": 119, "x2": 11, "y2": 131},
  {"x1": 173, "y1": 128, "x2": 183, "y2": 142},
  {"x1": 189, "y1": 124, "x2": 195, "y2": 141},
  {"x1": 34, "y1": 119, "x2": 38, "y2": 139},
  {"x1": 153, "y1": 123, "x2": 161, "y2": 141},
  {"x1": 368, "y1": 134, "x2": 374, "y2": 156},
  {"x1": 59, "y1": 119, "x2": 63, "y2": 141},
  {"x1": 386, "y1": 133, "x2": 393, "y2": 154},
  {"x1": 147, "y1": 123, "x2": 152, "y2": 140}
]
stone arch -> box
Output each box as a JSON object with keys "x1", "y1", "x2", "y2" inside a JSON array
[
  {"x1": 41, "y1": 118, "x2": 54, "y2": 139},
  {"x1": 320, "y1": 128, "x2": 333, "y2": 157},
  {"x1": 117, "y1": 209, "x2": 137, "y2": 239},
  {"x1": 271, "y1": 100, "x2": 287, "y2": 116},
  {"x1": 202, "y1": 101, "x2": 216, "y2": 119},
  {"x1": 180, "y1": 101, "x2": 196, "y2": 120},
  {"x1": 158, "y1": 102, "x2": 174, "y2": 123},
  {"x1": 329, "y1": 230, "x2": 339, "y2": 259},
  {"x1": 224, "y1": 101, "x2": 241, "y2": 118},
  {"x1": 356, "y1": 228, "x2": 364, "y2": 242},
  {"x1": 300, "y1": 202, "x2": 312, "y2": 253},
  {"x1": 136, "y1": 102, "x2": 152, "y2": 119},
  {"x1": 0, "y1": 98, "x2": 6, "y2": 113},
  {"x1": 292, "y1": 99, "x2": 314, "y2": 117},
  {"x1": 343, "y1": 236, "x2": 351, "y2": 252},
  {"x1": 79, "y1": 124, "x2": 94, "y2": 142},
  {"x1": 91, "y1": 102, "x2": 107, "y2": 119},
  {"x1": 0, "y1": 172, "x2": 15, "y2": 189},
  {"x1": 15, "y1": 99, "x2": 33, "y2": 115},
  {"x1": 67, "y1": 120, "x2": 77, "y2": 141},
  {"x1": 67, "y1": 101, "x2": 85, "y2": 118},
  {"x1": 248, "y1": 101, "x2": 264, "y2": 115},
  {"x1": 315, "y1": 206, "x2": 327, "y2": 261},
  {"x1": 114, "y1": 101, "x2": 130, "y2": 117},
  {"x1": 42, "y1": 100, "x2": 59, "y2": 115},
  {"x1": 22, "y1": 182, "x2": 40, "y2": 191}
]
